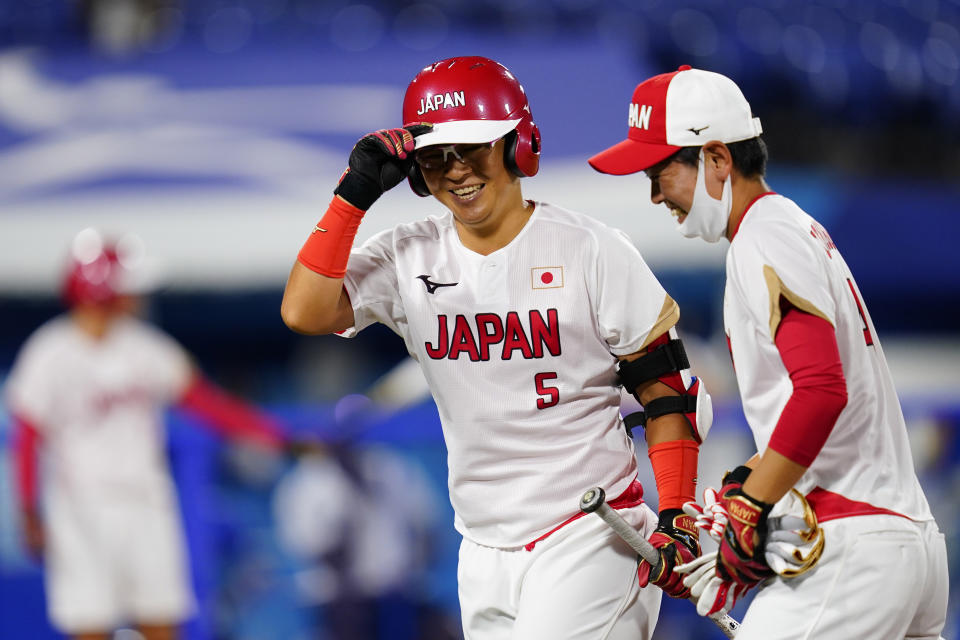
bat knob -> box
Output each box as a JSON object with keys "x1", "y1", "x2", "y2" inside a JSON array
[{"x1": 579, "y1": 487, "x2": 606, "y2": 513}]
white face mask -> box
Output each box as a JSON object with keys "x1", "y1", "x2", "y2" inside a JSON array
[{"x1": 676, "y1": 149, "x2": 731, "y2": 243}]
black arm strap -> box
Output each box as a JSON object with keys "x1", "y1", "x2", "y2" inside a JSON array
[
  {"x1": 622, "y1": 395, "x2": 698, "y2": 437},
  {"x1": 617, "y1": 339, "x2": 690, "y2": 398}
]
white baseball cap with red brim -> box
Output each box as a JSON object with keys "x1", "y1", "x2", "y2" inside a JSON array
[{"x1": 589, "y1": 65, "x2": 763, "y2": 175}]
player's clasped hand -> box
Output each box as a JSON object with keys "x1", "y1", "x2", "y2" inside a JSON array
[
  {"x1": 334, "y1": 123, "x2": 433, "y2": 211},
  {"x1": 683, "y1": 486, "x2": 728, "y2": 542},
  {"x1": 637, "y1": 509, "x2": 700, "y2": 599},
  {"x1": 716, "y1": 486, "x2": 774, "y2": 589},
  {"x1": 675, "y1": 466, "x2": 774, "y2": 617},
  {"x1": 675, "y1": 551, "x2": 742, "y2": 616}
]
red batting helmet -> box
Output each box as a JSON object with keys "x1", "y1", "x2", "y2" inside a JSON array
[
  {"x1": 62, "y1": 228, "x2": 148, "y2": 307},
  {"x1": 402, "y1": 56, "x2": 541, "y2": 196}
]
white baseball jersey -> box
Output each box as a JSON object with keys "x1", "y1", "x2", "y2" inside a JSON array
[
  {"x1": 341, "y1": 201, "x2": 678, "y2": 547},
  {"x1": 6, "y1": 315, "x2": 193, "y2": 502},
  {"x1": 723, "y1": 193, "x2": 933, "y2": 522}
]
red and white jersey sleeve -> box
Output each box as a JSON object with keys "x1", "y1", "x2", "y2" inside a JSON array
[
  {"x1": 4, "y1": 316, "x2": 193, "y2": 501},
  {"x1": 341, "y1": 202, "x2": 677, "y2": 547},
  {"x1": 724, "y1": 194, "x2": 933, "y2": 522}
]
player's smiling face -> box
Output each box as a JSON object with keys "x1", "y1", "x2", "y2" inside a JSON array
[
  {"x1": 419, "y1": 138, "x2": 526, "y2": 234},
  {"x1": 645, "y1": 157, "x2": 698, "y2": 223}
]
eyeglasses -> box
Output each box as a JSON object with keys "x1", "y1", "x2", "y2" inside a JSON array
[{"x1": 413, "y1": 140, "x2": 497, "y2": 171}]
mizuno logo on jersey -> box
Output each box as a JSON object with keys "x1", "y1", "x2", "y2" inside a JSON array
[
  {"x1": 417, "y1": 275, "x2": 458, "y2": 294},
  {"x1": 416, "y1": 91, "x2": 466, "y2": 115},
  {"x1": 425, "y1": 309, "x2": 561, "y2": 361},
  {"x1": 629, "y1": 103, "x2": 653, "y2": 130}
]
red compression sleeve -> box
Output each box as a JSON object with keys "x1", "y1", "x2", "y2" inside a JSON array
[
  {"x1": 648, "y1": 439, "x2": 699, "y2": 511},
  {"x1": 178, "y1": 376, "x2": 284, "y2": 449},
  {"x1": 297, "y1": 196, "x2": 366, "y2": 278},
  {"x1": 768, "y1": 306, "x2": 848, "y2": 467},
  {"x1": 12, "y1": 415, "x2": 41, "y2": 511}
]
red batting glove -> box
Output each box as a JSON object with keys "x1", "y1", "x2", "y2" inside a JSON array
[
  {"x1": 637, "y1": 509, "x2": 701, "y2": 599},
  {"x1": 334, "y1": 124, "x2": 432, "y2": 210},
  {"x1": 716, "y1": 487, "x2": 774, "y2": 594}
]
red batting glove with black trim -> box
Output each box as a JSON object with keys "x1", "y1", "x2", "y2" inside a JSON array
[
  {"x1": 334, "y1": 123, "x2": 432, "y2": 211},
  {"x1": 716, "y1": 487, "x2": 775, "y2": 592},
  {"x1": 637, "y1": 509, "x2": 701, "y2": 599}
]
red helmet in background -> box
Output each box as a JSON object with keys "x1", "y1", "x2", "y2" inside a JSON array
[
  {"x1": 62, "y1": 228, "x2": 148, "y2": 307},
  {"x1": 402, "y1": 56, "x2": 541, "y2": 196}
]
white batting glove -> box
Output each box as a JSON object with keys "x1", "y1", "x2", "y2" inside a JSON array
[
  {"x1": 682, "y1": 486, "x2": 728, "y2": 542},
  {"x1": 763, "y1": 490, "x2": 825, "y2": 577},
  {"x1": 675, "y1": 551, "x2": 739, "y2": 617}
]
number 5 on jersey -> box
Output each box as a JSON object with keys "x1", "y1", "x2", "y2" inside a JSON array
[{"x1": 535, "y1": 372, "x2": 559, "y2": 409}]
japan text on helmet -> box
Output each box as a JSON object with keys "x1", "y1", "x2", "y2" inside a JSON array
[
  {"x1": 62, "y1": 228, "x2": 151, "y2": 307},
  {"x1": 402, "y1": 56, "x2": 541, "y2": 196}
]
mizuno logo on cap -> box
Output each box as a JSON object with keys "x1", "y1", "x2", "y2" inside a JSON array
[
  {"x1": 629, "y1": 104, "x2": 653, "y2": 130},
  {"x1": 417, "y1": 91, "x2": 466, "y2": 115}
]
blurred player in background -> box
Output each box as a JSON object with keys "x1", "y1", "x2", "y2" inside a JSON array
[
  {"x1": 589, "y1": 65, "x2": 949, "y2": 639},
  {"x1": 281, "y1": 56, "x2": 713, "y2": 639},
  {"x1": 6, "y1": 228, "x2": 286, "y2": 640},
  {"x1": 273, "y1": 426, "x2": 449, "y2": 639}
]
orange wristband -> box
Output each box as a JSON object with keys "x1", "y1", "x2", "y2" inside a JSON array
[
  {"x1": 297, "y1": 196, "x2": 366, "y2": 278},
  {"x1": 648, "y1": 439, "x2": 699, "y2": 511}
]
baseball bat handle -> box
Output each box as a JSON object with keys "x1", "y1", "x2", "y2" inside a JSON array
[{"x1": 579, "y1": 488, "x2": 740, "y2": 639}]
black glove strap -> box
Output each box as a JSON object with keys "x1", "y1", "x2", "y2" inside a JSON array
[
  {"x1": 334, "y1": 170, "x2": 381, "y2": 211},
  {"x1": 621, "y1": 394, "x2": 697, "y2": 437},
  {"x1": 722, "y1": 465, "x2": 753, "y2": 487},
  {"x1": 618, "y1": 339, "x2": 689, "y2": 396},
  {"x1": 622, "y1": 411, "x2": 646, "y2": 437}
]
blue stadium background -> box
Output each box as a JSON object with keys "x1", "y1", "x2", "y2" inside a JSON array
[{"x1": 0, "y1": 1, "x2": 958, "y2": 638}]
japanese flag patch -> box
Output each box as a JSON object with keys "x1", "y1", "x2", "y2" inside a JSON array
[{"x1": 531, "y1": 266, "x2": 564, "y2": 289}]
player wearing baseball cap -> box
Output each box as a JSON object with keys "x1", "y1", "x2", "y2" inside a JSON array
[
  {"x1": 283, "y1": 56, "x2": 715, "y2": 639},
  {"x1": 6, "y1": 229, "x2": 287, "y2": 640},
  {"x1": 590, "y1": 66, "x2": 948, "y2": 638}
]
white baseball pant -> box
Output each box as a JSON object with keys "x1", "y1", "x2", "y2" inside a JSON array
[
  {"x1": 45, "y1": 487, "x2": 195, "y2": 632},
  {"x1": 458, "y1": 501, "x2": 662, "y2": 640},
  {"x1": 735, "y1": 514, "x2": 948, "y2": 640}
]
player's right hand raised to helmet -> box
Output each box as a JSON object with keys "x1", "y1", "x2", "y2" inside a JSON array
[
  {"x1": 637, "y1": 509, "x2": 700, "y2": 599},
  {"x1": 334, "y1": 123, "x2": 433, "y2": 211}
]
